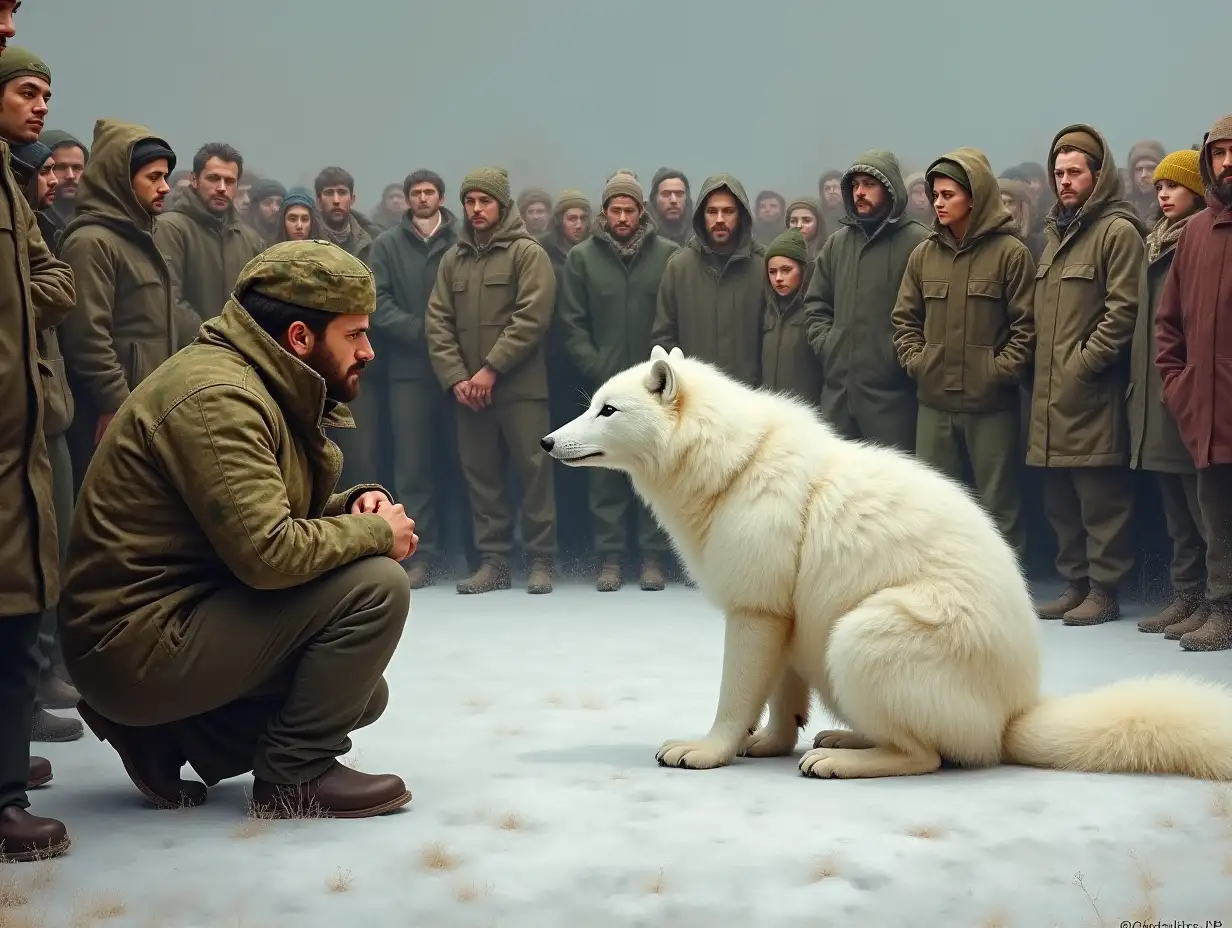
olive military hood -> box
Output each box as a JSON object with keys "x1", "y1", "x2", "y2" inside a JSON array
[
  {"x1": 925, "y1": 147, "x2": 1015, "y2": 249},
  {"x1": 689, "y1": 173, "x2": 758, "y2": 255},
  {"x1": 63, "y1": 119, "x2": 172, "y2": 241},
  {"x1": 195, "y1": 241, "x2": 377, "y2": 432},
  {"x1": 1200, "y1": 114, "x2": 1232, "y2": 207},
  {"x1": 457, "y1": 199, "x2": 537, "y2": 253},
  {"x1": 1046, "y1": 122, "x2": 1146, "y2": 236},
  {"x1": 841, "y1": 149, "x2": 912, "y2": 237}
]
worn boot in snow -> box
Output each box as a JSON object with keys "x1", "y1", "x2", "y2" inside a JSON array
[
  {"x1": 1034, "y1": 580, "x2": 1089, "y2": 620},
  {"x1": 32, "y1": 707, "x2": 83, "y2": 742},
  {"x1": 1138, "y1": 590, "x2": 1203, "y2": 633},
  {"x1": 1164, "y1": 602, "x2": 1210, "y2": 640},
  {"x1": 405, "y1": 558, "x2": 432, "y2": 590},
  {"x1": 640, "y1": 556, "x2": 665, "y2": 591},
  {"x1": 456, "y1": 559, "x2": 511, "y2": 595},
  {"x1": 1062, "y1": 583, "x2": 1120, "y2": 625},
  {"x1": 1180, "y1": 604, "x2": 1232, "y2": 652},
  {"x1": 527, "y1": 557, "x2": 553, "y2": 594},
  {"x1": 596, "y1": 555, "x2": 622, "y2": 592}
]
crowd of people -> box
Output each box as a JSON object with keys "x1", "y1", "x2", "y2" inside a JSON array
[{"x1": 2, "y1": 0, "x2": 1231, "y2": 864}]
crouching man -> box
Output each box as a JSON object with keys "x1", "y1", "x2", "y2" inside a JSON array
[{"x1": 58, "y1": 240, "x2": 418, "y2": 819}]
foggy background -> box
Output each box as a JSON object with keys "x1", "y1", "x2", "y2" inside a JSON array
[{"x1": 17, "y1": 0, "x2": 1225, "y2": 212}]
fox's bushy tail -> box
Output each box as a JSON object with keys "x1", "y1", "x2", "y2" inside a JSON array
[{"x1": 1003, "y1": 674, "x2": 1232, "y2": 780}]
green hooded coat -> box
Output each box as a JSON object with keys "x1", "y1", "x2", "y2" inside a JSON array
[
  {"x1": 1026, "y1": 123, "x2": 1146, "y2": 467},
  {"x1": 803, "y1": 150, "x2": 932, "y2": 447},
  {"x1": 891, "y1": 147, "x2": 1037, "y2": 414},
  {"x1": 650, "y1": 173, "x2": 766, "y2": 386}
]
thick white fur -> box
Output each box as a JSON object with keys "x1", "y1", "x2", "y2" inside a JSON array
[{"x1": 542, "y1": 347, "x2": 1232, "y2": 780}]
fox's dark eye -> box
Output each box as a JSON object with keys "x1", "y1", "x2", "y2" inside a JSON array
[{"x1": 598, "y1": 404, "x2": 617, "y2": 417}]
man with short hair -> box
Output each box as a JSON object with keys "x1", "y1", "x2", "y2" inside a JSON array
[
  {"x1": 648, "y1": 168, "x2": 691, "y2": 245},
  {"x1": 804, "y1": 150, "x2": 931, "y2": 452},
  {"x1": 0, "y1": 3, "x2": 80, "y2": 862},
  {"x1": 60, "y1": 241, "x2": 416, "y2": 820},
  {"x1": 559, "y1": 172, "x2": 678, "y2": 592},
  {"x1": 369, "y1": 169, "x2": 467, "y2": 588},
  {"x1": 517, "y1": 186, "x2": 553, "y2": 238},
  {"x1": 58, "y1": 120, "x2": 187, "y2": 484},
  {"x1": 154, "y1": 142, "x2": 264, "y2": 329},
  {"x1": 651, "y1": 173, "x2": 765, "y2": 387},
  {"x1": 1027, "y1": 124, "x2": 1145, "y2": 626},
  {"x1": 753, "y1": 189, "x2": 786, "y2": 244},
  {"x1": 1155, "y1": 115, "x2": 1232, "y2": 651},
  {"x1": 40, "y1": 128, "x2": 85, "y2": 229},
  {"x1": 316, "y1": 166, "x2": 373, "y2": 263},
  {"x1": 892, "y1": 147, "x2": 1036, "y2": 561},
  {"x1": 426, "y1": 167, "x2": 558, "y2": 595}
]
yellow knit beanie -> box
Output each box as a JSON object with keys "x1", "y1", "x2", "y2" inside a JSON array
[{"x1": 1154, "y1": 150, "x2": 1204, "y2": 198}]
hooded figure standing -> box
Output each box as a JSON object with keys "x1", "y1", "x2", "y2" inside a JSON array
[
  {"x1": 647, "y1": 168, "x2": 692, "y2": 246},
  {"x1": 891, "y1": 148, "x2": 1036, "y2": 561},
  {"x1": 60, "y1": 241, "x2": 416, "y2": 819},
  {"x1": 57, "y1": 120, "x2": 187, "y2": 489},
  {"x1": 760, "y1": 228, "x2": 822, "y2": 405},
  {"x1": 426, "y1": 167, "x2": 558, "y2": 595},
  {"x1": 651, "y1": 173, "x2": 766, "y2": 387},
  {"x1": 1027, "y1": 124, "x2": 1146, "y2": 626},
  {"x1": 1155, "y1": 116, "x2": 1232, "y2": 652},
  {"x1": 803, "y1": 150, "x2": 931, "y2": 452}
]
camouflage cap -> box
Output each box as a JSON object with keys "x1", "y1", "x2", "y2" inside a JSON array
[{"x1": 234, "y1": 240, "x2": 376, "y2": 316}]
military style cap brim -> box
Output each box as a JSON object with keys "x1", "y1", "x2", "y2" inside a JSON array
[{"x1": 235, "y1": 240, "x2": 376, "y2": 315}]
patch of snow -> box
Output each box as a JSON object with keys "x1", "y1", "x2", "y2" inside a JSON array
[{"x1": 13, "y1": 581, "x2": 1232, "y2": 927}]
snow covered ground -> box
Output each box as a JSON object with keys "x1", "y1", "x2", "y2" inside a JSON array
[{"x1": 9, "y1": 580, "x2": 1232, "y2": 928}]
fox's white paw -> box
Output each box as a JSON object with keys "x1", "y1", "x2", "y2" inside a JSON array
[
  {"x1": 656, "y1": 738, "x2": 733, "y2": 770},
  {"x1": 812, "y1": 729, "x2": 876, "y2": 750},
  {"x1": 740, "y1": 725, "x2": 799, "y2": 757}
]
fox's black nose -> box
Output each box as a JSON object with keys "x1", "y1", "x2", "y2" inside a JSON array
[{"x1": 540, "y1": 436, "x2": 555, "y2": 452}]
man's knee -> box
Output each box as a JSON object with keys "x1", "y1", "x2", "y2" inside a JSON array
[
  {"x1": 355, "y1": 677, "x2": 389, "y2": 731},
  {"x1": 339, "y1": 557, "x2": 411, "y2": 628}
]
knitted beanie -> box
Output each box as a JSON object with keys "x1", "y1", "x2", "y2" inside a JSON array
[
  {"x1": 1153, "y1": 150, "x2": 1204, "y2": 199},
  {"x1": 927, "y1": 160, "x2": 971, "y2": 193},
  {"x1": 9, "y1": 140, "x2": 51, "y2": 181},
  {"x1": 281, "y1": 186, "x2": 316, "y2": 211},
  {"x1": 602, "y1": 171, "x2": 643, "y2": 207},
  {"x1": 606, "y1": 168, "x2": 639, "y2": 182},
  {"x1": 515, "y1": 184, "x2": 550, "y2": 213},
  {"x1": 765, "y1": 228, "x2": 808, "y2": 265},
  {"x1": 785, "y1": 197, "x2": 822, "y2": 222},
  {"x1": 250, "y1": 178, "x2": 287, "y2": 205},
  {"x1": 553, "y1": 188, "x2": 590, "y2": 219},
  {"x1": 0, "y1": 47, "x2": 50, "y2": 86},
  {"x1": 461, "y1": 167, "x2": 512, "y2": 207},
  {"x1": 130, "y1": 137, "x2": 177, "y2": 176},
  {"x1": 1053, "y1": 128, "x2": 1103, "y2": 162}
]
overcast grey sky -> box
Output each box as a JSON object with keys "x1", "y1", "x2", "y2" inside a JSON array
[{"x1": 16, "y1": 0, "x2": 1226, "y2": 212}]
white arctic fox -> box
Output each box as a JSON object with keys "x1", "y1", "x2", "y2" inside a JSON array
[{"x1": 541, "y1": 346, "x2": 1232, "y2": 780}]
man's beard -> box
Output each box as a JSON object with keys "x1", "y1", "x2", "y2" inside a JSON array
[
  {"x1": 1217, "y1": 173, "x2": 1232, "y2": 206},
  {"x1": 307, "y1": 344, "x2": 365, "y2": 403}
]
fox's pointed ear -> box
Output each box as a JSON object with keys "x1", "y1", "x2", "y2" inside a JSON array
[
  {"x1": 646, "y1": 358, "x2": 678, "y2": 402},
  {"x1": 650, "y1": 345, "x2": 669, "y2": 361},
  {"x1": 668, "y1": 347, "x2": 684, "y2": 360}
]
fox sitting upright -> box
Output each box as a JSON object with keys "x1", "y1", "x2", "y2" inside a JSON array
[{"x1": 541, "y1": 346, "x2": 1232, "y2": 780}]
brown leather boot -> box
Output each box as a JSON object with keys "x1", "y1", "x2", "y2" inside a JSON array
[
  {"x1": 456, "y1": 559, "x2": 511, "y2": 595},
  {"x1": 38, "y1": 674, "x2": 81, "y2": 710},
  {"x1": 1164, "y1": 603, "x2": 1210, "y2": 640},
  {"x1": 1035, "y1": 580, "x2": 1089, "y2": 620},
  {"x1": 1138, "y1": 591, "x2": 1202, "y2": 633},
  {"x1": 0, "y1": 806, "x2": 69, "y2": 862},
  {"x1": 527, "y1": 557, "x2": 554, "y2": 594},
  {"x1": 640, "y1": 556, "x2": 666, "y2": 592},
  {"x1": 1062, "y1": 583, "x2": 1120, "y2": 626},
  {"x1": 28, "y1": 756, "x2": 52, "y2": 789},
  {"x1": 32, "y1": 706, "x2": 84, "y2": 742},
  {"x1": 595, "y1": 555, "x2": 622, "y2": 592},
  {"x1": 251, "y1": 761, "x2": 410, "y2": 819},
  {"x1": 405, "y1": 558, "x2": 432, "y2": 590},
  {"x1": 1180, "y1": 605, "x2": 1232, "y2": 652},
  {"x1": 78, "y1": 701, "x2": 208, "y2": 809}
]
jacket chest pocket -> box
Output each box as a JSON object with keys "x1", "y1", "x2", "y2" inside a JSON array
[
  {"x1": 119, "y1": 263, "x2": 169, "y2": 336},
  {"x1": 921, "y1": 280, "x2": 949, "y2": 342},
  {"x1": 964, "y1": 278, "x2": 1005, "y2": 348},
  {"x1": 481, "y1": 272, "x2": 513, "y2": 325},
  {"x1": 1058, "y1": 263, "x2": 1097, "y2": 307}
]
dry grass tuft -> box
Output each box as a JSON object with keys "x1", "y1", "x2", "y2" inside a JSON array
[
  {"x1": 1128, "y1": 850, "x2": 1160, "y2": 923},
  {"x1": 0, "y1": 872, "x2": 29, "y2": 910},
  {"x1": 420, "y1": 841, "x2": 461, "y2": 872},
  {"x1": 454, "y1": 880, "x2": 488, "y2": 904},
  {"x1": 0, "y1": 908, "x2": 44, "y2": 928},
  {"x1": 69, "y1": 892, "x2": 126, "y2": 927},
  {"x1": 979, "y1": 910, "x2": 1011, "y2": 928},
  {"x1": 905, "y1": 825, "x2": 944, "y2": 840},
  {"x1": 326, "y1": 868, "x2": 355, "y2": 894},
  {"x1": 807, "y1": 856, "x2": 839, "y2": 883},
  {"x1": 497, "y1": 812, "x2": 524, "y2": 831},
  {"x1": 645, "y1": 868, "x2": 668, "y2": 895},
  {"x1": 244, "y1": 791, "x2": 327, "y2": 822},
  {"x1": 338, "y1": 749, "x2": 364, "y2": 770},
  {"x1": 1071, "y1": 871, "x2": 1108, "y2": 928},
  {"x1": 1155, "y1": 814, "x2": 1175, "y2": 829}
]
